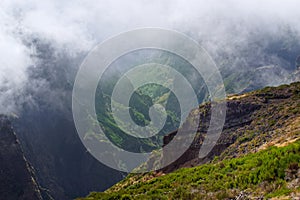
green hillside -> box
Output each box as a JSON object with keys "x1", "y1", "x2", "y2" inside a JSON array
[
  {"x1": 78, "y1": 140, "x2": 300, "y2": 199},
  {"x1": 78, "y1": 82, "x2": 300, "y2": 200}
]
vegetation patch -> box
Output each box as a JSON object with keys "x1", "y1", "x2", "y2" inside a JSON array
[{"x1": 77, "y1": 140, "x2": 300, "y2": 200}]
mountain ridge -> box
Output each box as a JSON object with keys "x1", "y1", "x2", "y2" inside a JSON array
[{"x1": 78, "y1": 81, "x2": 300, "y2": 200}]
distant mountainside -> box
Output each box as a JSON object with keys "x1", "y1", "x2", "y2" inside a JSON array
[
  {"x1": 78, "y1": 82, "x2": 300, "y2": 200},
  {"x1": 0, "y1": 115, "x2": 43, "y2": 200}
]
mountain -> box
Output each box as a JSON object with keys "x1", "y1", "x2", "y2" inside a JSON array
[
  {"x1": 77, "y1": 82, "x2": 300, "y2": 199},
  {"x1": 6, "y1": 40, "x2": 299, "y2": 199},
  {"x1": 0, "y1": 115, "x2": 43, "y2": 200}
]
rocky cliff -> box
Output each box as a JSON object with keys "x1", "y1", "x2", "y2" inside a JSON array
[
  {"x1": 0, "y1": 115, "x2": 43, "y2": 200},
  {"x1": 162, "y1": 82, "x2": 300, "y2": 173}
]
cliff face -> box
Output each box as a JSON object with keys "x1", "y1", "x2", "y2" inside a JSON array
[
  {"x1": 0, "y1": 115, "x2": 42, "y2": 200},
  {"x1": 13, "y1": 109, "x2": 124, "y2": 200},
  {"x1": 4, "y1": 41, "x2": 125, "y2": 200},
  {"x1": 162, "y1": 82, "x2": 300, "y2": 173}
]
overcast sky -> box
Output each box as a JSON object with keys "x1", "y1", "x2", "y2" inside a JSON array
[{"x1": 1, "y1": 0, "x2": 300, "y2": 113}]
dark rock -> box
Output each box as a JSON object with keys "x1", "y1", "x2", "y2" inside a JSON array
[{"x1": 0, "y1": 115, "x2": 42, "y2": 200}]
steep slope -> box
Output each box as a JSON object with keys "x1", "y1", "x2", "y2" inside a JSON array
[
  {"x1": 0, "y1": 115, "x2": 43, "y2": 200},
  {"x1": 162, "y1": 82, "x2": 300, "y2": 173},
  {"x1": 10, "y1": 41, "x2": 125, "y2": 200},
  {"x1": 13, "y1": 108, "x2": 124, "y2": 200},
  {"x1": 78, "y1": 82, "x2": 300, "y2": 199},
  {"x1": 79, "y1": 140, "x2": 300, "y2": 199}
]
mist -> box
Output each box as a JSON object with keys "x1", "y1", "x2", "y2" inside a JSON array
[
  {"x1": 1, "y1": 0, "x2": 300, "y2": 113},
  {"x1": 2, "y1": 1, "x2": 300, "y2": 199}
]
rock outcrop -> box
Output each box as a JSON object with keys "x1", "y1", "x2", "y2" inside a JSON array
[{"x1": 162, "y1": 82, "x2": 300, "y2": 173}]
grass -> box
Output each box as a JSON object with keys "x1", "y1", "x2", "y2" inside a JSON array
[{"x1": 78, "y1": 139, "x2": 300, "y2": 200}]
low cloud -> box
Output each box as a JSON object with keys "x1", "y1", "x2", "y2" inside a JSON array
[{"x1": 1, "y1": 0, "x2": 300, "y2": 113}]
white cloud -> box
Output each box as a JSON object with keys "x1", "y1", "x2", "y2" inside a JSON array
[{"x1": 1, "y1": 0, "x2": 300, "y2": 113}]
